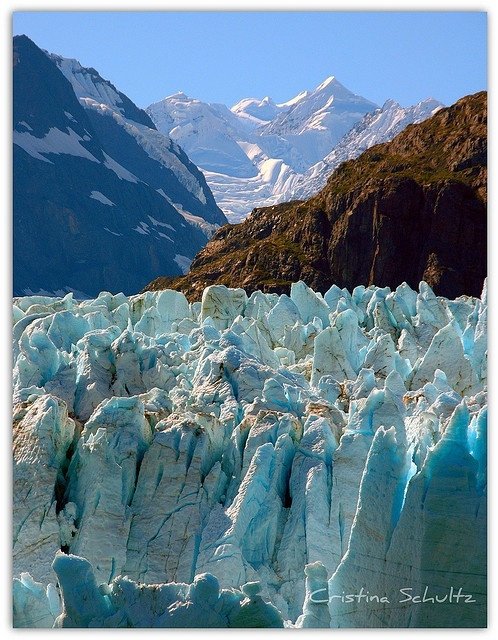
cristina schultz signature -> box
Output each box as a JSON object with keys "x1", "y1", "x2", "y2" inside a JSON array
[{"x1": 309, "y1": 586, "x2": 477, "y2": 605}]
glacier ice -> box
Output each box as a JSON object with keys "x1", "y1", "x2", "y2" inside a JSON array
[
  {"x1": 295, "y1": 562, "x2": 331, "y2": 628},
  {"x1": 12, "y1": 280, "x2": 486, "y2": 627},
  {"x1": 13, "y1": 395, "x2": 76, "y2": 583},
  {"x1": 46, "y1": 552, "x2": 283, "y2": 628}
]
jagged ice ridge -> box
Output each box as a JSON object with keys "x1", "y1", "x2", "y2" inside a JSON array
[{"x1": 12, "y1": 279, "x2": 486, "y2": 627}]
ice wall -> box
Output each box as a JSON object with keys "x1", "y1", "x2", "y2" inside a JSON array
[{"x1": 12, "y1": 281, "x2": 487, "y2": 627}]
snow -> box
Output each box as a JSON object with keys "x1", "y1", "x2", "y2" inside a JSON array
[
  {"x1": 12, "y1": 279, "x2": 486, "y2": 628},
  {"x1": 16, "y1": 42, "x2": 228, "y2": 294},
  {"x1": 277, "y1": 90, "x2": 310, "y2": 109},
  {"x1": 44, "y1": 52, "x2": 220, "y2": 231},
  {"x1": 102, "y1": 151, "x2": 139, "y2": 182},
  {"x1": 80, "y1": 94, "x2": 209, "y2": 205},
  {"x1": 292, "y1": 97, "x2": 443, "y2": 200},
  {"x1": 51, "y1": 54, "x2": 124, "y2": 112},
  {"x1": 315, "y1": 75, "x2": 336, "y2": 91},
  {"x1": 257, "y1": 76, "x2": 377, "y2": 160},
  {"x1": 133, "y1": 225, "x2": 148, "y2": 235},
  {"x1": 166, "y1": 198, "x2": 220, "y2": 238},
  {"x1": 173, "y1": 254, "x2": 192, "y2": 274},
  {"x1": 147, "y1": 215, "x2": 175, "y2": 231},
  {"x1": 89, "y1": 191, "x2": 115, "y2": 206},
  {"x1": 231, "y1": 96, "x2": 285, "y2": 126},
  {"x1": 14, "y1": 127, "x2": 100, "y2": 164},
  {"x1": 103, "y1": 227, "x2": 122, "y2": 237},
  {"x1": 149, "y1": 92, "x2": 258, "y2": 179},
  {"x1": 158, "y1": 232, "x2": 173, "y2": 241}
]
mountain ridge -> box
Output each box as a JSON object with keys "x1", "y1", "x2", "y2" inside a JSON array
[
  {"x1": 147, "y1": 76, "x2": 380, "y2": 220},
  {"x1": 13, "y1": 35, "x2": 226, "y2": 297},
  {"x1": 145, "y1": 91, "x2": 486, "y2": 301},
  {"x1": 292, "y1": 97, "x2": 443, "y2": 200}
]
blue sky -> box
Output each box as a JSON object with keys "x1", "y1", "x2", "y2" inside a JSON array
[{"x1": 13, "y1": 11, "x2": 487, "y2": 109}]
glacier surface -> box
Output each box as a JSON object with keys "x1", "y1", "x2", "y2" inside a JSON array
[{"x1": 12, "y1": 280, "x2": 486, "y2": 627}]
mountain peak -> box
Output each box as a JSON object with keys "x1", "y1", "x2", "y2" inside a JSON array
[
  {"x1": 381, "y1": 98, "x2": 401, "y2": 110},
  {"x1": 417, "y1": 97, "x2": 442, "y2": 108},
  {"x1": 146, "y1": 76, "x2": 441, "y2": 223},
  {"x1": 48, "y1": 50, "x2": 156, "y2": 129},
  {"x1": 13, "y1": 34, "x2": 225, "y2": 296},
  {"x1": 315, "y1": 75, "x2": 337, "y2": 91},
  {"x1": 165, "y1": 91, "x2": 190, "y2": 101}
]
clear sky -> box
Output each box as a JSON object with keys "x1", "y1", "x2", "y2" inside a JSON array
[{"x1": 12, "y1": 11, "x2": 487, "y2": 109}]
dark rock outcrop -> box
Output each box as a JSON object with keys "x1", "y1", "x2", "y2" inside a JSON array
[{"x1": 145, "y1": 92, "x2": 486, "y2": 300}]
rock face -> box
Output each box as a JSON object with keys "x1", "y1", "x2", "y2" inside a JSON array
[
  {"x1": 12, "y1": 279, "x2": 487, "y2": 627},
  {"x1": 146, "y1": 92, "x2": 486, "y2": 301},
  {"x1": 13, "y1": 35, "x2": 226, "y2": 297}
]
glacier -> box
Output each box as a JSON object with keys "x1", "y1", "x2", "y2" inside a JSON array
[{"x1": 12, "y1": 280, "x2": 486, "y2": 627}]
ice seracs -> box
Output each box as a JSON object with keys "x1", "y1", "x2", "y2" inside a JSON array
[
  {"x1": 12, "y1": 279, "x2": 486, "y2": 627},
  {"x1": 13, "y1": 395, "x2": 76, "y2": 583}
]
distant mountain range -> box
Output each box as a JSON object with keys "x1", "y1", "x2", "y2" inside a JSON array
[
  {"x1": 13, "y1": 34, "x2": 450, "y2": 299},
  {"x1": 13, "y1": 35, "x2": 226, "y2": 297},
  {"x1": 146, "y1": 92, "x2": 487, "y2": 300},
  {"x1": 147, "y1": 78, "x2": 442, "y2": 221}
]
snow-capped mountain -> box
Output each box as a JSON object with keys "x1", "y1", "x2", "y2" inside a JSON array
[
  {"x1": 147, "y1": 92, "x2": 258, "y2": 178},
  {"x1": 148, "y1": 78, "x2": 442, "y2": 222},
  {"x1": 147, "y1": 95, "x2": 290, "y2": 221},
  {"x1": 257, "y1": 76, "x2": 378, "y2": 166},
  {"x1": 13, "y1": 35, "x2": 226, "y2": 297},
  {"x1": 147, "y1": 77, "x2": 376, "y2": 221},
  {"x1": 292, "y1": 97, "x2": 443, "y2": 200},
  {"x1": 231, "y1": 95, "x2": 286, "y2": 126}
]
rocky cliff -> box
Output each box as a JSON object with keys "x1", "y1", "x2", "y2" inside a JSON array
[{"x1": 145, "y1": 92, "x2": 486, "y2": 300}]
